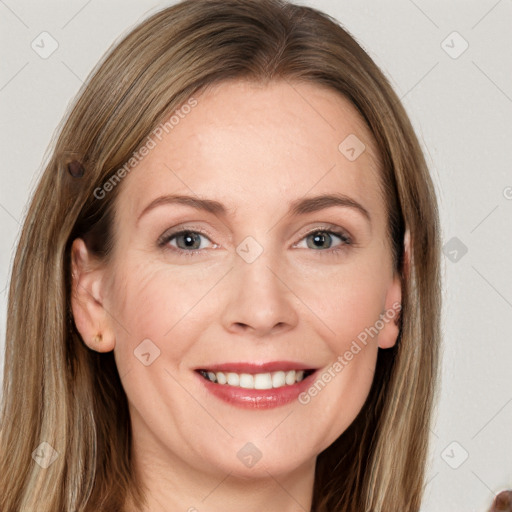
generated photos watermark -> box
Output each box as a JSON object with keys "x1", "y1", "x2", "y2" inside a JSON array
[
  {"x1": 93, "y1": 97, "x2": 198, "y2": 199},
  {"x1": 298, "y1": 301, "x2": 401, "y2": 405}
]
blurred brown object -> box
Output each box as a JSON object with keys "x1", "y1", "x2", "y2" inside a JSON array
[{"x1": 489, "y1": 490, "x2": 512, "y2": 511}]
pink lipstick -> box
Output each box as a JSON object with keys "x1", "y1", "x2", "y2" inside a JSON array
[{"x1": 194, "y1": 361, "x2": 318, "y2": 409}]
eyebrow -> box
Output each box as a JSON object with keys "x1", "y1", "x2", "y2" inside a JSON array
[{"x1": 136, "y1": 192, "x2": 371, "y2": 225}]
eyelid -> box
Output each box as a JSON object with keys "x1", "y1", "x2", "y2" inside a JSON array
[
  {"x1": 157, "y1": 224, "x2": 217, "y2": 247},
  {"x1": 293, "y1": 224, "x2": 352, "y2": 245}
]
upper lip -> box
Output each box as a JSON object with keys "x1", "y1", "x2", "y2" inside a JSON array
[{"x1": 195, "y1": 361, "x2": 316, "y2": 373}]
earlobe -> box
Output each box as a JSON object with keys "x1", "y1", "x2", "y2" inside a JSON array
[
  {"x1": 70, "y1": 238, "x2": 115, "y2": 352},
  {"x1": 377, "y1": 277, "x2": 401, "y2": 349},
  {"x1": 377, "y1": 228, "x2": 410, "y2": 349}
]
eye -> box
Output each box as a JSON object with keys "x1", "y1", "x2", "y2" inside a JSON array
[
  {"x1": 294, "y1": 228, "x2": 352, "y2": 254},
  {"x1": 158, "y1": 229, "x2": 217, "y2": 256},
  {"x1": 158, "y1": 226, "x2": 352, "y2": 257}
]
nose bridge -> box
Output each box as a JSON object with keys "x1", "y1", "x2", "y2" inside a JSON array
[
  {"x1": 221, "y1": 235, "x2": 298, "y2": 335},
  {"x1": 237, "y1": 238, "x2": 281, "y2": 293}
]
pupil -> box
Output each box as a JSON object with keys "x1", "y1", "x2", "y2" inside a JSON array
[
  {"x1": 311, "y1": 231, "x2": 329, "y2": 249},
  {"x1": 182, "y1": 232, "x2": 199, "y2": 249}
]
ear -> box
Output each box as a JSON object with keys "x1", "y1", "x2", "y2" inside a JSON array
[
  {"x1": 378, "y1": 228, "x2": 410, "y2": 349},
  {"x1": 70, "y1": 238, "x2": 116, "y2": 352}
]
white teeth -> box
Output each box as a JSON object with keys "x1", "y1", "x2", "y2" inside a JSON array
[
  {"x1": 239, "y1": 373, "x2": 254, "y2": 389},
  {"x1": 202, "y1": 369, "x2": 309, "y2": 388},
  {"x1": 272, "y1": 371, "x2": 286, "y2": 388},
  {"x1": 226, "y1": 372, "x2": 239, "y2": 386},
  {"x1": 285, "y1": 370, "x2": 296, "y2": 385},
  {"x1": 253, "y1": 373, "x2": 273, "y2": 390}
]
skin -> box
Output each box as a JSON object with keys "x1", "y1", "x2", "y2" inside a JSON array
[{"x1": 71, "y1": 79, "x2": 407, "y2": 512}]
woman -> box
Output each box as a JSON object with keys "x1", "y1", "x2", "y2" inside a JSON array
[{"x1": 0, "y1": 0, "x2": 442, "y2": 510}]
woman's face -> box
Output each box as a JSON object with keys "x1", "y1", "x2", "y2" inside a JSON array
[{"x1": 72, "y1": 79, "x2": 402, "y2": 480}]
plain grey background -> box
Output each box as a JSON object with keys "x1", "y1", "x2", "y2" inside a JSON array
[{"x1": 1, "y1": 1, "x2": 511, "y2": 511}]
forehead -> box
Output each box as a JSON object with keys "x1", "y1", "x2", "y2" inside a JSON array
[{"x1": 116, "y1": 79, "x2": 385, "y2": 226}]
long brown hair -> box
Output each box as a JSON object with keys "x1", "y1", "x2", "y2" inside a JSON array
[{"x1": 0, "y1": 1, "x2": 441, "y2": 510}]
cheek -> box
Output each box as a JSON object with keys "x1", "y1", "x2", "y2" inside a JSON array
[
  {"x1": 107, "y1": 257, "x2": 222, "y2": 370},
  {"x1": 295, "y1": 271, "x2": 384, "y2": 448},
  {"x1": 296, "y1": 256, "x2": 389, "y2": 351},
  {"x1": 291, "y1": 258, "x2": 386, "y2": 441},
  {"x1": 307, "y1": 345, "x2": 378, "y2": 454}
]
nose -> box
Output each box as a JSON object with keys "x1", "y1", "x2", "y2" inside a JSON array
[{"x1": 220, "y1": 247, "x2": 298, "y2": 338}]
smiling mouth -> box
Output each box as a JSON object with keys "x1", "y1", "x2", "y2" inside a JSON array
[{"x1": 196, "y1": 369, "x2": 316, "y2": 390}]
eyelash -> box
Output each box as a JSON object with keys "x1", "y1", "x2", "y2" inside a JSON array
[{"x1": 157, "y1": 226, "x2": 352, "y2": 258}]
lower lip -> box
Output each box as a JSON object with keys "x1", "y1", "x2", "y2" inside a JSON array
[{"x1": 195, "y1": 370, "x2": 318, "y2": 409}]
